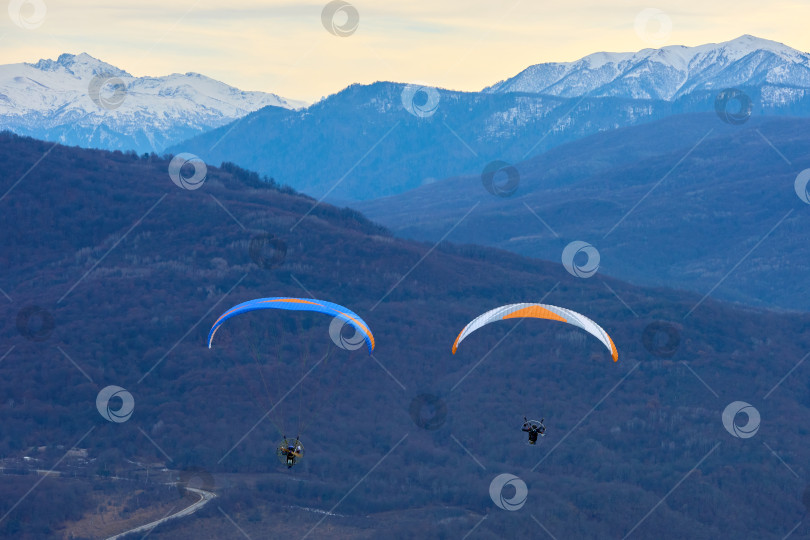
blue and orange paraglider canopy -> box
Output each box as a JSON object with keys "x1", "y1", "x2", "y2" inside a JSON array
[{"x1": 207, "y1": 297, "x2": 375, "y2": 354}]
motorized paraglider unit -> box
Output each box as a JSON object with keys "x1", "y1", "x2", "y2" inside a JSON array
[
  {"x1": 208, "y1": 297, "x2": 374, "y2": 469},
  {"x1": 452, "y1": 302, "x2": 618, "y2": 444}
]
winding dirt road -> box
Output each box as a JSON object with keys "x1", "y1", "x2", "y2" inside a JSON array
[{"x1": 106, "y1": 486, "x2": 216, "y2": 539}]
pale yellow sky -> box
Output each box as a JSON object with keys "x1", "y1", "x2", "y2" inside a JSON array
[{"x1": 3, "y1": 0, "x2": 809, "y2": 102}]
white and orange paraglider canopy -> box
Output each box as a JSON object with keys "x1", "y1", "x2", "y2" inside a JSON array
[{"x1": 452, "y1": 303, "x2": 618, "y2": 361}]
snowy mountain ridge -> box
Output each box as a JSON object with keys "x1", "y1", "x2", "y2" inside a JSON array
[
  {"x1": 485, "y1": 35, "x2": 810, "y2": 101},
  {"x1": 0, "y1": 53, "x2": 306, "y2": 153}
]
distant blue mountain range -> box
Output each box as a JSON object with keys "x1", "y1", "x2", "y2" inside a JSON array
[
  {"x1": 5, "y1": 36, "x2": 810, "y2": 202},
  {"x1": 168, "y1": 35, "x2": 810, "y2": 201},
  {"x1": 354, "y1": 113, "x2": 810, "y2": 311}
]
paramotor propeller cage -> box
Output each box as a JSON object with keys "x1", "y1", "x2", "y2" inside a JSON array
[
  {"x1": 525, "y1": 419, "x2": 545, "y2": 433},
  {"x1": 277, "y1": 437, "x2": 305, "y2": 466}
]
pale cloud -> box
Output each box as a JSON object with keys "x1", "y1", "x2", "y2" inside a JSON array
[{"x1": 2, "y1": 0, "x2": 809, "y2": 102}]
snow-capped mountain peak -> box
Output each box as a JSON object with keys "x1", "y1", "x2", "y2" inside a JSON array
[
  {"x1": 27, "y1": 53, "x2": 130, "y2": 79},
  {"x1": 715, "y1": 34, "x2": 802, "y2": 61}
]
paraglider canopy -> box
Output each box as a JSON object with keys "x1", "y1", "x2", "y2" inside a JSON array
[
  {"x1": 207, "y1": 297, "x2": 375, "y2": 354},
  {"x1": 452, "y1": 303, "x2": 618, "y2": 361}
]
